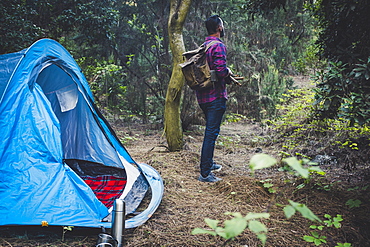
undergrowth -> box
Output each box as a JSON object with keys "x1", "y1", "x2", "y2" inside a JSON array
[
  {"x1": 266, "y1": 85, "x2": 370, "y2": 168},
  {"x1": 192, "y1": 85, "x2": 369, "y2": 246}
]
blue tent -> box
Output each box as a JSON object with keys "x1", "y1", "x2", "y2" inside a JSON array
[{"x1": 0, "y1": 39, "x2": 163, "y2": 229}]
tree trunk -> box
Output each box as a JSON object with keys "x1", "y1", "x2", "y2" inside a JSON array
[{"x1": 164, "y1": 0, "x2": 192, "y2": 151}]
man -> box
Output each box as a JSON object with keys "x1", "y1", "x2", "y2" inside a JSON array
[{"x1": 197, "y1": 15, "x2": 231, "y2": 183}]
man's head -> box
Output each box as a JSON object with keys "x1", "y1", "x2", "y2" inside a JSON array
[{"x1": 205, "y1": 15, "x2": 225, "y2": 37}]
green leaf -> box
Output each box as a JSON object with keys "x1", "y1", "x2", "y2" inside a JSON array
[
  {"x1": 215, "y1": 227, "x2": 228, "y2": 239},
  {"x1": 63, "y1": 226, "x2": 74, "y2": 231},
  {"x1": 248, "y1": 220, "x2": 268, "y2": 233},
  {"x1": 283, "y1": 205, "x2": 296, "y2": 219},
  {"x1": 324, "y1": 214, "x2": 331, "y2": 219},
  {"x1": 309, "y1": 166, "x2": 325, "y2": 175},
  {"x1": 333, "y1": 215, "x2": 343, "y2": 228},
  {"x1": 345, "y1": 199, "x2": 362, "y2": 208},
  {"x1": 257, "y1": 233, "x2": 267, "y2": 245},
  {"x1": 250, "y1": 154, "x2": 277, "y2": 171},
  {"x1": 221, "y1": 216, "x2": 248, "y2": 239},
  {"x1": 245, "y1": 212, "x2": 270, "y2": 220},
  {"x1": 283, "y1": 157, "x2": 309, "y2": 178},
  {"x1": 263, "y1": 183, "x2": 274, "y2": 188},
  {"x1": 204, "y1": 218, "x2": 219, "y2": 230},
  {"x1": 314, "y1": 238, "x2": 326, "y2": 245},
  {"x1": 268, "y1": 188, "x2": 277, "y2": 193},
  {"x1": 311, "y1": 231, "x2": 319, "y2": 238},
  {"x1": 191, "y1": 228, "x2": 217, "y2": 236},
  {"x1": 303, "y1": 235, "x2": 315, "y2": 242},
  {"x1": 296, "y1": 183, "x2": 305, "y2": 189},
  {"x1": 289, "y1": 200, "x2": 321, "y2": 222},
  {"x1": 335, "y1": 243, "x2": 352, "y2": 247}
]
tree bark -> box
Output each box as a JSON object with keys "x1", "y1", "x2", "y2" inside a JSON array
[{"x1": 164, "y1": 0, "x2": 192, "y2": 151}]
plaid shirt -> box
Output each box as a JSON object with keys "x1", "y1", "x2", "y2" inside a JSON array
[{"x1": 195, "y1": 36, "x2": 229, "y2": 104}]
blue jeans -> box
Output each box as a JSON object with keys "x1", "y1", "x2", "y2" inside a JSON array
[{"x1": 199, "y1": 97, "x2": 226, "y2": 177}]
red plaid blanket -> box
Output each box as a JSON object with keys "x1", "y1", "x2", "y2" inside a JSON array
[{"x1": 82, "y1": 175, "x2": 127, "y2": 208}]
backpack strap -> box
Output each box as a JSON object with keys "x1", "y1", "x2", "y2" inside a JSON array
[{"x1": 204, "y1": 40, "x2": 221, "y2": 52}]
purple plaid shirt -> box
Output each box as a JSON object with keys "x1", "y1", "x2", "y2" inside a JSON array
[{"x1": 195, "y1": 36, "x2": 229, "y2": 104}]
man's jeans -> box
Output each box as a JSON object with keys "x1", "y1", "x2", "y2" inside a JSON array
[{"x1": 199, "y1": 97, "x2": 226, "y2": 177}]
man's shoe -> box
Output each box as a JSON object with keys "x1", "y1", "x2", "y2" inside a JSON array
[
  {"x1": 211, "y1": 163, "x2": 222, "y2": 172},
  {"x1": 198, "y1": 173, "x2": 222, "y2": 183}
]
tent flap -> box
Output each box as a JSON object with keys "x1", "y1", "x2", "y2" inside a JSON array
[{"x1": 55, "y1": 84, "x2": 79, "y2": 112}]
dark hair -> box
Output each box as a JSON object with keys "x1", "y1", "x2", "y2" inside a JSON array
[{"x1": 205, "y1": 15, "x2": 222, "y2": 35}]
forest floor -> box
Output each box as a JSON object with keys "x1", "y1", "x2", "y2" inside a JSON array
[{"x1": 1, "y1": 78, "x2": 370, "y2": 247}]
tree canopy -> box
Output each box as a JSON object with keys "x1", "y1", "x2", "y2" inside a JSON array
[
  {"x1": 1, "y1": 0, "x2": 369, "y2": 126},
  {"x1": 312, "y1": 0, "x2": 370, "y2": 125}
]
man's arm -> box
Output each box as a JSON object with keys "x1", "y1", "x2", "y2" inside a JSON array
[{"x1": 211, "y1": 43, "x2": 231, "y2": 80}]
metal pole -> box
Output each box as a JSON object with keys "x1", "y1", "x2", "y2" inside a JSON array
[{"x1": 112, "y1": 199, "x2": 125, "y2": 247}]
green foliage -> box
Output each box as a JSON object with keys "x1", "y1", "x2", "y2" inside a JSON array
[
  {"x1": 249, "y1": 153, "x2": 277, "y2": 171},
  {"x1": 0, "y1": 1, "x2": 42, "y2": 54},
  {"x1": 270, "y1": 85, "x2": 370, "y2": 170},
  {"x1": 225, "y1": 113, "x2": 247, "y2": 123},
  {"x1": 2, "y1": 0, "x2": 170, "y2": 124},
  {"x1": 194, "y1": 153, "x2": 354, "y2": 246},
  {"x1": 308, "y1": 214, "x2": 343, "y2": 233},
  {"x1": 284, "y1": 200, "x2": 321, "y2": 222},
  {"x1": 216, "y1": 135, "x2": 241, "y2": 150},
  {"x1": 259, "y1": 179, "x2": 277, "y2": 194},
  {"x1": 2, "y1": 0, "x2": 319, "y2": 126},
  {"x1": 312, "y1": 0, "x2": 370, "y2": 64},
  {"x1": 345, "y1": 199, "x2": 362, "y2": 209},
  {"x1": 62, "y1": 226, "x2": 74, "y2": 241},
  {"x1": 283, "y1": 157, "x2": 309, "y2": 178},
  {"x1": 279, "y1": 156, "x2": 324, "y2": 180},
  {"x1": 336, "y1": 243, "x2": 352, "y2": 247},
  {"x1": 303, "y1": 214, "x2": 347, "y2": 246},
  {"x1": 192, "y1": 212, "x2": 269, "y2": 245},
  {"x1": 183, "y1": 0, "x2": 318, "y2": 122},
  {"x1": 261, "y1": 66, "x2": 294, "y2": 101},
  {"x1": 257, "y1": 65, "x2": 295, "y2": 118},
  {"x1": 324, "y1": 214, "x2": 343, "y2": 228},
  {"x1": 347, "y1": 185, "x2": 369, "y2": 192},
  {"x1": 292, "y1": 41, "x2": 325, "y2": 75},
  {"x1": 0, "y1": 0, "x2": 119, "y2": 58},
  {"x1": 272, "y1": 87, "x2": 316, "y2": 136},
  {"x1": 313, "y1": 59, "x2": 370, "y2": 125},
  {"x1": 303, "y1": 231, "x2": 327, "y2": 246},
  {"x1": 231, "y1": 0, "x2": 317, "y2": 74},
  {"x1": 234, "y1": 0, "x2": 288, "y2": 14},
  {"x1": 78, "y1": 58, "x2": 127, "y2": 114},
  {"x1": 310, "y1": 0, "x2": 370, "y2": 124}
]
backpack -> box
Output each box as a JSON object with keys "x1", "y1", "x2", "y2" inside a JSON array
[{"x1": 179, "y1": 40, "x2": 220, "y2": 90}]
